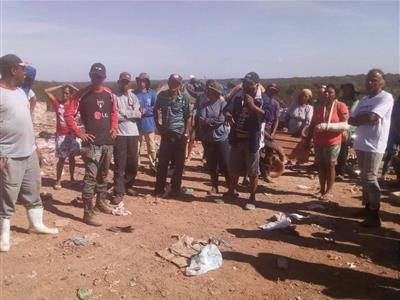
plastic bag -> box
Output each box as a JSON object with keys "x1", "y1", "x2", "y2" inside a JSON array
[{"x1": 185, "y1": 244, "x2": 223, "y2": 276}]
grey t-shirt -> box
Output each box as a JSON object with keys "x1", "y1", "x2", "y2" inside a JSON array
[
  {"x1": 199, "y1": 98, "x2": 230, "y2": 142},
  {"x1": 0, "y1": 87, "x2": 36, "y2": 158},
  {"x1": 115, "y1": 90, "x2": 141, "y2": 136}
]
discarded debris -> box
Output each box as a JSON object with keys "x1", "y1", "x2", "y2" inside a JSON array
[
  {"x1": 276, "y1": 257, "x2": 289, "y2": 270},
  {"x1": 107, "y1": 226, "x2": 134, "y2": 233},
  {"x1": 157, "y1": 235, "x2": 207, "y2": 268},
  {"x1": 259, "y1": 212, "x2": 306, "y2": 231},
  {"x1": 76, "y1": 287, "x2": 92, "y2": 300},
  {"x1": 112, "y1": 202, "x2": 131, "y2": 216},
  {"x1": 347, "y1": 262, "x2": 357, "y2": 269},
  {"x1": 38, "y1": 130, "x2": 55, "y2": 139},
  {"x1": 182, "y1": 187, "x2": 194, "y2": 194},
  {"x1": 327, "y1": 253, "x2": 341, "y2": 261},
  {"x1": 324, "y1": 237, "x2": 336, "y2": 243},
  {"x1": 296, "y1": 184, "x2": 312, "y2": 190},
  {"x1": 185, "y1": 244, "x2": 223, "y2": 276},
  {"x1": 27, "y1": 270, "x2": 38, "y2": 279},
  {"x1": 65, "y1": 237, "x2": 90, "y2": 247}
]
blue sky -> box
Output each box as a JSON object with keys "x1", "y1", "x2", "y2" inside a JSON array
[{"x1": 1, "y1": 1, "x2": 399, "y2": 81}]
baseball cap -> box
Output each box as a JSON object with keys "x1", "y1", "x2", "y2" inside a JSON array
[
  {"x1": 168, "y1": 73, "x2": 183, "y2": 84},
  {"x1": 89, "y1": 63, "x2": 106, "y2": 78},
  {"x1": 136, "y1": 72, "x2": 150, "y2": 82},
  {"x1": 25, "y1": 66, "x2": 37, "y2": 80},
  {"x1": 242, "y1": 72, "x2": 260, "y2": 84},
  {"x1": 119, "y1": 72, "x2": 131, "y2": 81},
  {"x1": 207, "y1": 80, "x2": 224, "y2": 95},
  {"x1": 0, "y1": 54, "x2": 26, "y2": 72}
]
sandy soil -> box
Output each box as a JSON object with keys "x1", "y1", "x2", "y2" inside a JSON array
[{"x1": 1, "y1": 115, "x2": 399, "y2": 300}]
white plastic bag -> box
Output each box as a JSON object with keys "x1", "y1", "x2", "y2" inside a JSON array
[{"x1": 185, "y1": 244, "x2": 223, "y2": 276}]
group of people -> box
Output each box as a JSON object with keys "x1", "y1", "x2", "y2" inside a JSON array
[{"x1": 0, "y1": 53, "x2": 398, "y2": 252}]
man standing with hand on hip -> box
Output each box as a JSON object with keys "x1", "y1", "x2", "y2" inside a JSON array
[
  {"x1": 65, "y1": 63, "x2": 118, "y2": 226},
  {"x1": 0, "y1": 54, "x2": 58, "y2": 252}
]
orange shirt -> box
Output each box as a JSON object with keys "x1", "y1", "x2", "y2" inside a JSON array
[{"x1": 312, "y1": 101, "x2": 349, "y2": 146}]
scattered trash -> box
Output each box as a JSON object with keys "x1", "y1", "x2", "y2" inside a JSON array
[
  {"x1": 112, "y1": 202, "x2": 131, "y2": 216},
  {"x1": 307, "y1": 203, "x2": 326, "y2": 210},
  {"x1": 157, "y1": 235, "x2": 207, "y2": 268},
  {"x1": 92, "y1": 278, "x2": 101, "y2": 286},
  {"x1": 65, "y1": 237, "x2": 90, "y2": 247},
  {"x1": 276, "y1": 257, "x2": 289, "y2": 270},
  {"x1": 348, "y1": 185, "x2": 361, "y2": 194},
  {"x1": 76, "y1": 287, "x2": 92, "y2": 300},
  {"x1": 185, "y1": 244, "x2": 223, "y2": 276},
  {"x1": 38, "y1": 130, "x2": 55, "y2": 139},
  {"x1": 327, "y1": 253, "x2": 341, "y2": 261},
  {"x1": 263, "y1": 192, "x2": 273, "y2": 197},
  {"x1": 259, "y1": 212, "x2": 306, "y2": 231},
  {"x1": 54, "y1": 219, "x2": 70, "y2": 227},
  {"x1": 324, "y1": 237, "x2": 336, "y2": 243},
  {"x1": 182, "y1": 187, "x2": 194, "y2": 194},
  {"x1": 296, "y1": 184, "x2": 312, "y2": 190},
  {"x1": 209, "y1": 237, "x2": 232, "y2": 249},
  {"x1": 347, "y1": 262, "x2": 357, "y2": 269},
  {"x1": 107, "y1": 226, "x2": 134, "y2": 233},
  {"x1": 27, "y1": 270, "x2": 38, "y2": 279}
]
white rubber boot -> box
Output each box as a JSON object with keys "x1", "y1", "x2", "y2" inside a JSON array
[
  {"x1": 27, "y1": 208, "x2": 58, "y2": 234},
  {"x1": 0, "y1": 218, "x2": 11, "y2": 252}
]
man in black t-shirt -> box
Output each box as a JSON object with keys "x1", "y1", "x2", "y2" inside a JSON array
[{"x1": 65, "y1": 63, "x2": 118, "y2": 226}]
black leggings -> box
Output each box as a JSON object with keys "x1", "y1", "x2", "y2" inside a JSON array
[{"x1": 204, "y1": 140, "x2": 229, "y2": 189}]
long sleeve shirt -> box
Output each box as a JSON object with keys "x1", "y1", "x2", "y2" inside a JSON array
[
  {"x1": 115, "y1": 90, "x2": 141, "y2": 136},
  {"x1": 199, "y1": 98, "x2": 229, "y2": 142},
  {"x1": 65, "y1": 86, "x2": 118, "y2": 145}
]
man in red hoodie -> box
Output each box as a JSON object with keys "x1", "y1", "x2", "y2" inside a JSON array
[{"x1": 65, "y1": 63, "x2": 118, "y2": 226}]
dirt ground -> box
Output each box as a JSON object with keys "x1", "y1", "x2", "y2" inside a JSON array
[{"x1": 1, "y1": 113, "x2": 400, "y2": 300}]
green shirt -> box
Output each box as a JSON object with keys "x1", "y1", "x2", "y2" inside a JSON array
[{"x1": 155, "y1": 90, "x2": 190, "y2": 134}]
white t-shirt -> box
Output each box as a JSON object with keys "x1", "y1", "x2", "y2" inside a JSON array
[
  {"x1": 351, "y1": 90, "x2": 394, "y2": 154},
  {"x1": 28, "y1": 89, "x2": 35, "y2": 100},
  {"x1": 0, "y1": 87, "x2": 36, "y2": 157}
]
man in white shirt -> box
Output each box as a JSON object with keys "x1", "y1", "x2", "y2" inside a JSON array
[
  {"x1": 0, "y1": 54, "x2": 58, "y2": 252},
  {"x1": 349, "y1": 69, "x2": 394, "y2": 227}
]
